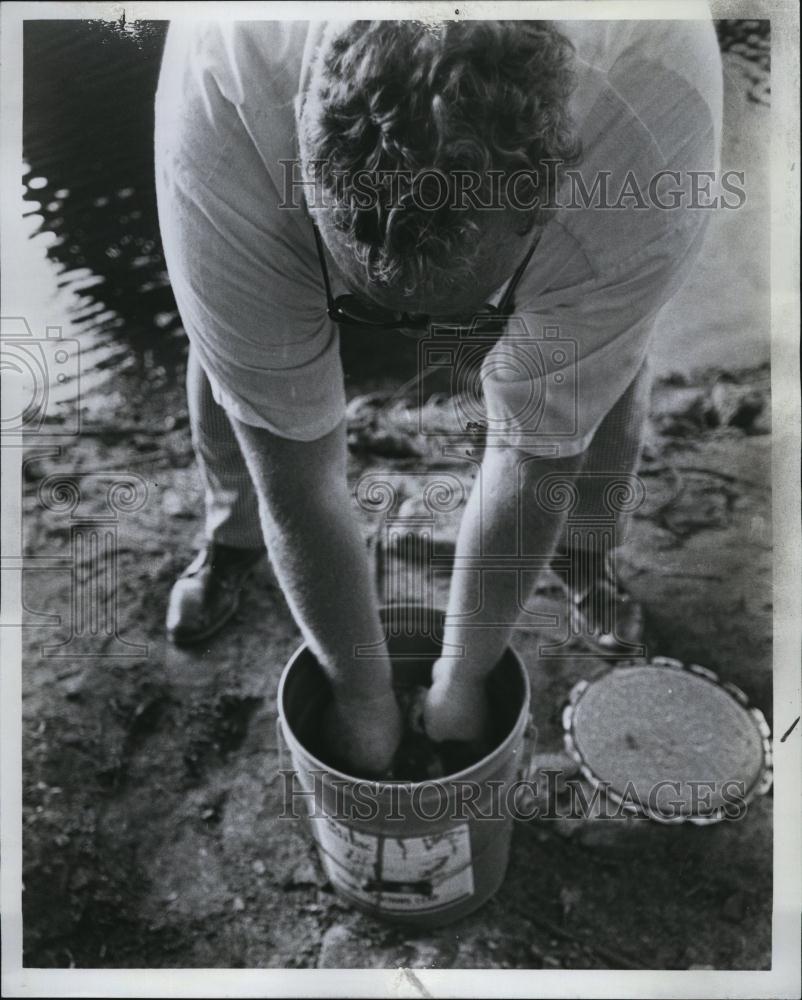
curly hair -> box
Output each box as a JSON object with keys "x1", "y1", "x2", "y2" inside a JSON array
[{"x1": 300, "y1": 20, "x2": 581, "y2": 295}]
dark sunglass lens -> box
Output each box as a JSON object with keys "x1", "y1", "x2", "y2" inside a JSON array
[
  {"x1": 337, "y1": 294, "x2": 401, "y2": 326},
  {"x1": 456, "y1": 307, "x2": 504, "y2": 336}
]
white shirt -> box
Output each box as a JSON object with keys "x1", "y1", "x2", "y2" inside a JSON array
[{"x1": 154, "y1": 18, "x2": 723, "y2": 452}]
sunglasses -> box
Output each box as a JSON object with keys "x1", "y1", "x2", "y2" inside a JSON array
[{"x1": 311, "y1": 223, "x2": 540, "y2": 331}]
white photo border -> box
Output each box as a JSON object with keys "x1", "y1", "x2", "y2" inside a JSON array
[{"x1": 1, "y1": 2, "x2": 799, "y2": 997}]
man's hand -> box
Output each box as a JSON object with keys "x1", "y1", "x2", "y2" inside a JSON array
[
  {"x1": 323, "y1": 687, "x2": 403, "y2": 778},
  {"x1": 422, "y1": 659, "x2": 490, "y2": 745},
  {"x1": 229, "y1": 417, "x2": 401, "y2": 775},
  {"x1": 429, "y1": 447, "x2": 587, "y2": 741}
]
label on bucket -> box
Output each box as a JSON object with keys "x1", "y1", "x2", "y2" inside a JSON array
[{"x1": 310, "y1": 815, "x2": 474, "y2": 913}]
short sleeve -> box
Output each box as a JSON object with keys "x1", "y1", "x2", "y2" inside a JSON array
[
  {"x1": 155, "y1": 21, "x2": 346, "y2": 441},
  {"x1": 481, "y1": 19, "x2": 723, "y2": 457},
  {"x1": 481, "y1": 218, "x2": 712, "y2": 457}
]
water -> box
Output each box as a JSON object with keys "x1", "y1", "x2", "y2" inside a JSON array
[
  {"x1": 19, "y1": 17, "x2": 429, "y2": 414},
  {"x1": 20, "y1": 19, "x2": 180, "y2": 420}
]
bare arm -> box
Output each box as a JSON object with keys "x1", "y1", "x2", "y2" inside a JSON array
[
  {"x1": 425, "y1": 445, "x2": 585, "y2": 742},
  {"x1": 229, "y1": 415, "x2": 401, "y2": 773}
]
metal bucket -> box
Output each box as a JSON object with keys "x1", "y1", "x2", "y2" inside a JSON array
[{"x1": 277, "y1": 606, "x2": 533, "y2": 927}]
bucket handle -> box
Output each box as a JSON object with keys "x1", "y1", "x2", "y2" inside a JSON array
[
  {"x1": 517, "y1": 714, "x2": 539, "y2": 783},
  {"x1": 275, "y1": 716, "x2": 290, "y2": 776}
]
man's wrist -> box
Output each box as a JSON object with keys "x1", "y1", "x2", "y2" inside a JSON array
[
  {"x1": 330, "y1": 663, "x2": 395, "y2": 704},
  {"x1": 432, "y1": 654, "x2": 492, "y2": 686}
]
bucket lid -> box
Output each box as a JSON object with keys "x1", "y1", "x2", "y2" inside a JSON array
[{"x1": 562, "y1": 657, "x2": 772, "y2": 825}]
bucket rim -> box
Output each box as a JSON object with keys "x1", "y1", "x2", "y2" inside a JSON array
[{"x1": 277, "y1": 630, "x2": 532, "y2": 791}]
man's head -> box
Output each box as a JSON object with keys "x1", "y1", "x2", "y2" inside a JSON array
[{"x1": 299, "y1": 20, "x2": 580, "y2": 319}]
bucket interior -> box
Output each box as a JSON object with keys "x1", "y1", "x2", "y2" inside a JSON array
[{"x1": 280, "y1": 608, "x2": 527, "y2": 781}]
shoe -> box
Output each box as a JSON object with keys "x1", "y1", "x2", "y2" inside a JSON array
[
  {"x1": 557, "y1": 549, "x2": 644, "y2": 656},
  {"x1": 166, "y1": 542, "x2": 266, "y2": 645}
]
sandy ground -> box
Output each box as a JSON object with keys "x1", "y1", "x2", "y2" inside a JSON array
[{"x1": 19, "y1": 56, "x2": 774, "y2": 969}]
